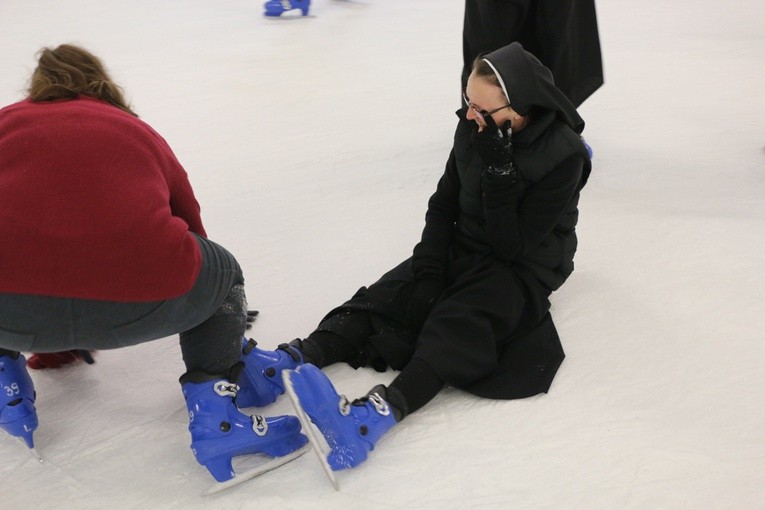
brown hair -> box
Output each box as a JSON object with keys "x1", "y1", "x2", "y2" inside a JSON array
[
  {"x1": 27, "y1": 44, "x2": 137, "y2": 116},
  {"x1": 471, "y1": 56, "x2": 501, "y2": 88},
  {"x1": 471, "y1": 55, "x2": 539, "y2": 121}
]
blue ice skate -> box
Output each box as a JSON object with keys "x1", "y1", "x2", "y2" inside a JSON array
[
  {"x1": 236, "y1": 338, "x2": 303, "y2": 408},
  {"x1": 264, "y1": 0, "x2": 311, "y2": 17},
  {"x1": 287, "y1": 364, "x2": 396, "y2": 471},
  {"x1": 182, "y1": 378, "x2": 308, "y2": 482},
  {"x1": 0, "y1": 354, "x2": 38, "y2": 449}
]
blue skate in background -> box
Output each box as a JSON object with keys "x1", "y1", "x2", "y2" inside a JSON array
[{"x1": 264, "y1": 0, "x2": 311, "y2": 17}]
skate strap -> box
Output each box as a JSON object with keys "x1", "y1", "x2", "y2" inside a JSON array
[
  {"x1": 352, "y1": 393, "x2": 391, "y2": 416},
  {"x1": 243, "y1": 339, "x2": 258, "y2": 355},
  {"x1": 213, "y1": 381, "x2": 239, "y2": 397},
  {"x1": 338, "y1": 395, "x2": 352, "y2": 416},
  {"x1": 367, "y1": 393, "x2": 391, "y2": 416},
  {"x1": 251, "y1": 415, "x2": 268, "y2": 437},
  {"x1": 277, "y1": 342, "x2": 302, "y2": 362}
]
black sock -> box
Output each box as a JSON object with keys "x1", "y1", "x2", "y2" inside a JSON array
[
  {"x1": 388, "y1": 357, "x2": 444, "y2": 420},
  {"x1": 297, "y1": 326, "x2": 370, "y2": 369},
  {"x1": 289, "y1": 336, "x2": 325, "y2": 367}
]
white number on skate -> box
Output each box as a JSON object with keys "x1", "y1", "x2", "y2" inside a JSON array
[{"x1": 4, "y1": 382, "x2": 20, "y2": 397}]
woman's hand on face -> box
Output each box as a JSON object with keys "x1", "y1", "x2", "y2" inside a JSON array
[
  {"x1": 471, "y1": 114, "x2": 519, "y2": 181},
  {"x1": 472, "y1": 114, "x2": 513, "y2": 165}
]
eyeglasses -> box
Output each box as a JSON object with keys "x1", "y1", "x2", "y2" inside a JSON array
[{"x1": 462, "y1": 91, "x2": 511, "y2": 122}]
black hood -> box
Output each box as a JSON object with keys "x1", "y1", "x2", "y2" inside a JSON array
[{"x1": 483, "y1": 42, "x2": 585, "y2": 134}]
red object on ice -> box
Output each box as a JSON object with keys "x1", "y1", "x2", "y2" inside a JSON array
[{"x1": 27, "y1": 350, "x2": 96, "y2": 369}]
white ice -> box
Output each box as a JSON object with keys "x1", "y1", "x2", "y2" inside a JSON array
[{"x1": 1, "y1": 0, "x2": 764, "y2": 508}]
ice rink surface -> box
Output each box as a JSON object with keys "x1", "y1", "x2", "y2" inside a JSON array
[{"x1": 1, "y1": 1, "x2": 763, "y2": 508}]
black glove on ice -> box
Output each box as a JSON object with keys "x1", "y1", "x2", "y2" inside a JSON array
[
  {"x1": 245, "y1": 309, "x2": 259, "y2": 330},
  {"x1": 471, "y1": 114, "x2": 519, "y2": 183},
  {"x1": 405, "y1": 278, "x2": 445, "y2": 328}
]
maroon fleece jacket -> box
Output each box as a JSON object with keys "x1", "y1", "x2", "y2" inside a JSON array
[{"x1": 0, "y1": 97, "x2": 205, "y2": 302}]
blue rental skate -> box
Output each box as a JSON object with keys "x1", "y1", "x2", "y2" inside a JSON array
[
  {"x1": 264, "y1": 0, "x2": 311, "y2": 17},
  {"x1": 285, "y1": 364, "x2": 396, "y2": 474},
  {"x1": 0, "y1": 354, "x2": 38, "y2": 449},
  {"x1": 182, "y1": 378, "x2": 308, "y2": 484},
  {"x1": 236, "y1": 338, "x2": 303, "y2": 408}
]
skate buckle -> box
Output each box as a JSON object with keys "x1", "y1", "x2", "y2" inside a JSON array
[
  {"x1": 368, "y1": 393, "x2": 391, "y2": 417},
  {"x1": 338, "y1": 395, "x2": 351, "y2": 416},
  {"x1": 252, "y1": 415, "x2": 269, "y2": 436},
  {"x1": 214, "y1": 381, "x2": 239, "y2": 398},
  {"x1": 243, "y1": 338, "x2": 258, "y2": 355}
]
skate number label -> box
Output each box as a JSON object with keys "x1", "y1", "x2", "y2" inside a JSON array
[{"x1": 4, "y1": 382, "x2": 20, "y2": 397}]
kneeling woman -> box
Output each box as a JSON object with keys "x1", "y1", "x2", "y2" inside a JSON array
[{"x1": 0, "y1": 45, "x2": 307, "y2": 483}]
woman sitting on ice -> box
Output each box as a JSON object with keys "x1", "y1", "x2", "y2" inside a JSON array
[{"x1": 238, "y1": 41, "x2": 592, "y2": 472}]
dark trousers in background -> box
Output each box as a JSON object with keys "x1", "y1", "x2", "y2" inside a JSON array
[{"x1": 462, "y1": 0, "x2": 604, "y2": 107}]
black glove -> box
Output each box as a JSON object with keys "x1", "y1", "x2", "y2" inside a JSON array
[
  {"x1": 405, "y1": 278, "x2": 445, "y2": 328},
  {"x1": 245, "y1": 310, "x2": 259, "y2": 330},
  {"x1": 471, "y1": 114, "x2": 519, "y2": 182}
]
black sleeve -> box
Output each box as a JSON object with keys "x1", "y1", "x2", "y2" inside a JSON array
[
  {"x1": 481, "y1": 154, "x2": 584, "y2": 263},
  {"x1": 412, "y1": 150, "x2": 461, "y2": 282}
]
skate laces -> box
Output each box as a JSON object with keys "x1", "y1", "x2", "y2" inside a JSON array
[
  {"x1": 214, "y1": 381, "x2": 239, "y2": 398},
  {"x1": 367, "y1": 392, "x2": 391, "y2": 417},
  {"x1": 338, "y1": 395, "x2": 352, "y2": 416},
  {"x1": 252, "y1": 415, "x2": 269, "y2": 436},
  {"x1": 340, "y1": 393, "x2": 391, "y2": 417}
]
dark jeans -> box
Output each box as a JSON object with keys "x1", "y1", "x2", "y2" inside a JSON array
[{"x1": 0, "y1": 235, "x2": 246, "y2": 376}]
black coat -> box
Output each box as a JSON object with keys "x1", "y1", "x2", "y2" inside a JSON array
[
  {"x1": 317, "y1": 44, "x2": 592, "y2": 399},
  {"x1": 317, "y1": 111, "x2": 590, "y2": 399},
  {"x1": 462, "y1": 0, "x2": 604, "y2": 107},
  {"x1": 414, "y1": 109, "x2": 590, "y2": 292}
]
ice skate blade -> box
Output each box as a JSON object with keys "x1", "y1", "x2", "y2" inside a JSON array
[
  {"x1": 30, "y1": 447, "x2": 43, "y2": 463},
  {"x1": 16, "y1": 438, "x2": 43, "y2": 463},
  {"x1": 282, "y1": 369, "x2": 340, "y2": 491},
  {"x1": 202, "y1": 444, "x2": 309, "y2": 496}
]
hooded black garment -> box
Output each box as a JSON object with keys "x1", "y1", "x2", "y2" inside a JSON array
[
  {"x1": 430, "y1": 41, "x2": 592, "y2": 290},
  {"x1": 483, "y1": 41, "x2": 585, "y2": 136}
]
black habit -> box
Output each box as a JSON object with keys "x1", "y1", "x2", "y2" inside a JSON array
[
  {"x1": 462, "y1": 0, "x2": 604, "y2": 107},
  {"x1": 314, "y1": 43, "x2": 592, "y2": 400}
]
